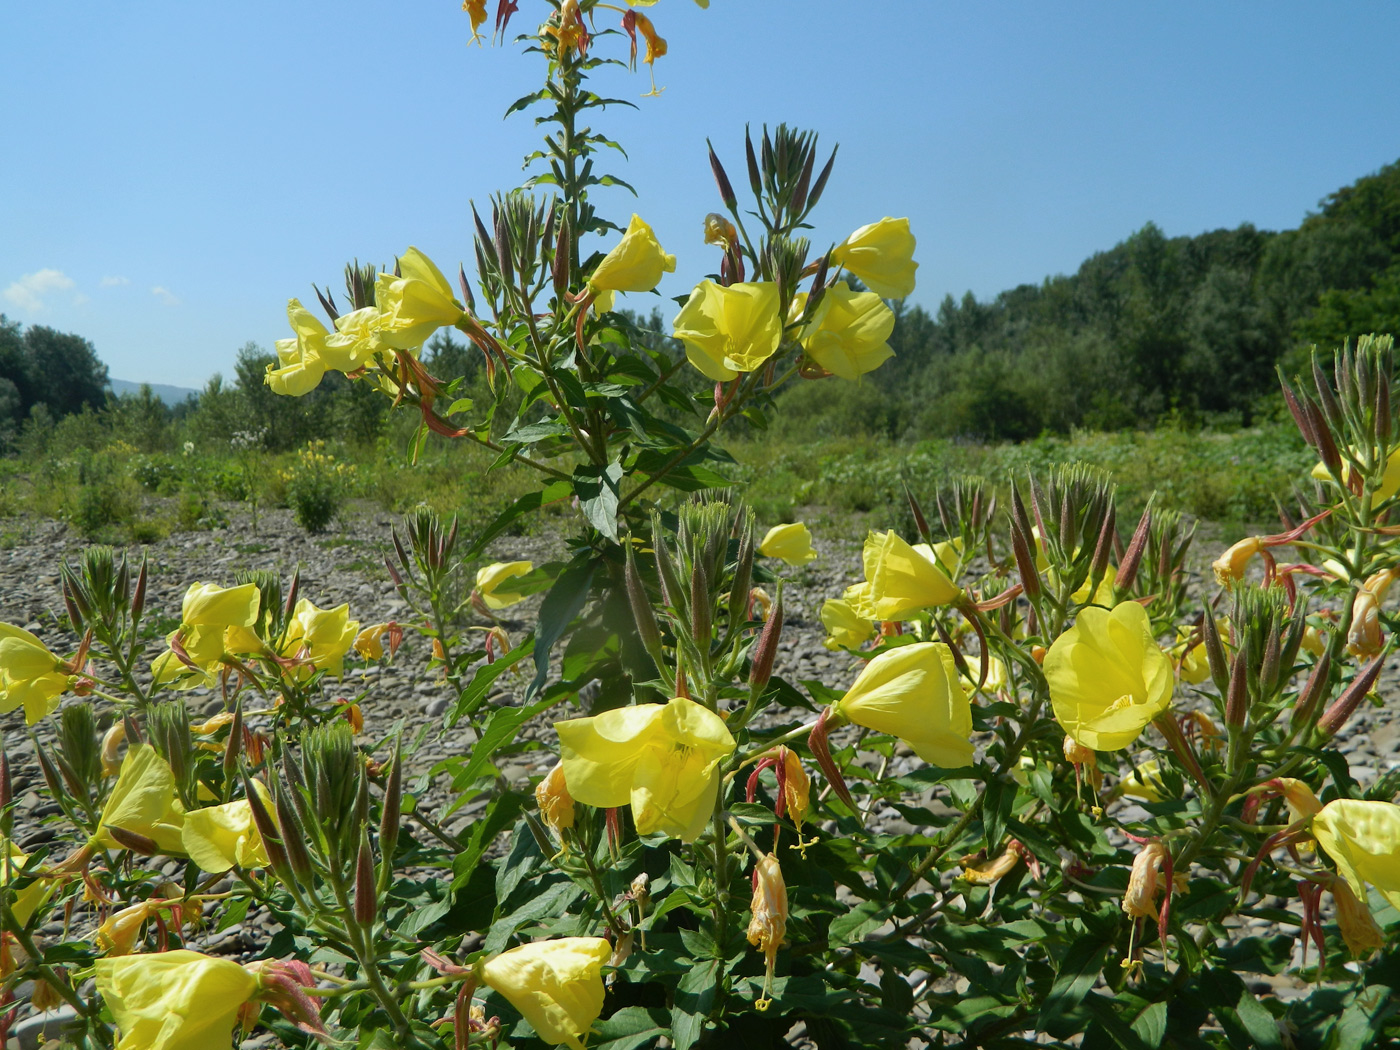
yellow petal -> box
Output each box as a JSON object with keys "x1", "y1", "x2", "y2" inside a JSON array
[
  {"x1": 180, "y1": 582, "x2": 261, "y2": 629},
  {"x1": 862, "y1": 531, "x2": 961, "y2": 618},
  {"x1": 1313, "y1": 799, "x2": 1400, "y2": 913},
  {"x1": 95, "y1": 950, "x2": 255, "y2": 1050},
  {"x1": 800, "y1": 281, "x2": 895, "y2": 380},
  {"x1": 834, "y1": 642, "x2": 973, "y2": 768},
  {"x1": 672, "y1": 281, "x2": 782, "y2": 382},
  {"x1": 480, "y1": 938, "x2": 612, "y2": 1050},
  {"x1": 588, "y1": 214, "x2": 676, "y2": 300},
  {"x1": 181, "y1": 784, "x2": 271, "y2": 873},
  {"x1": 759, "y1": 522, "x2": 817, "y2": 565},
  {"x1": 476, "y1": 561, "x2": 534, "y2": 610},
  {"x1": 831, "y1": 217, "x2": 917, "y2": 299},
  {"x1": 97, "y1": 745, "x2": 186, "y2": 854}
]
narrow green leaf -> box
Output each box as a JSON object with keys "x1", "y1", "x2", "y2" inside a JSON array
[
  {"x1": 531, "y1": 557, "x2": 597, "y2": 697},
  {"x1": 1038, "y1": 934, "x2": 1112, "y2": 1038}
]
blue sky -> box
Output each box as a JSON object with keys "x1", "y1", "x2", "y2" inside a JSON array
[{"x1": 3, "y1": 2, "x2": 1399, "y2": 389}]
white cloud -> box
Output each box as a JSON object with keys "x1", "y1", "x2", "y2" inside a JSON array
[
  {"x1": 99, "y1": 275, "x2": 130, "y2": 288},
  {"x1": 151, "y1": 285, "x2": 180, "y2": 306},
  {"x1": 3, "y1": 268, "x2": 76, "y2": 313}
]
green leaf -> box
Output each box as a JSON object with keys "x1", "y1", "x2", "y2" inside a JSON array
[
  {"x1": 573, "y1": 462, "x2": 623, "y2": 540},
  {"x1": 465, "y1": 480, "x2": 572, "y2": 558},
  {"x1": 1199, "y1": 966, "x2": 1283, "y2": 1050},
  {"x1": 983, "y1": 776, "x2": 1017, "y2": 849},
  {"x1": 436, "y1": 695, "x2": 557, "y2": 797},
  {"x1": 447, "y1": 636, "x2": 535, "y2": 726},
  {"x1": 829, "y1": 900, "x2": 895, "y2": 947},
  {"x1": 671, "y1": 960, "x2": 718, "y2": 1050},
  {"x1": 593, "y1": 1007, "x2": 670, "y2": 1050},
  {"x1": 1038, "y1": 934, "x2": 1112, "y2": 1038},
  {"x1": 1131, "y1": 1000, "x2": 1168, "y2": 1049},
  {"x1": 215, "y1": 895, "x2": 249, "y2": 933},
  {"x1": 531, "y1": 556, "x2": 597, "y2": 697},
  {"x1": 1082, "y1": 993, "x2": 1154, "y2": 1050},
  {"x1": 445, "y1": 397, "x2": 473, "y2": 416}
]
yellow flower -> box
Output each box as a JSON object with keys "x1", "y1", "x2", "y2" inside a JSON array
[
  {"x1": 831, "y1": 217, "x2": 917, "y2": 299},
  {"x1": 320, "y1": 306, "x2": 384, "y2": 373},
  {"x1": 1171, "y1": 623, "x2": 1220, "y2": 685},
  {"x1": 151, "y1": 582, "x2": 261, "y2": 688},
  {"x1": 960, "y1": 653, "x2": 1008, "y2": 694},
  {"x1": 374, "y1": 247, "x2": 467, "y2": 350},
  {"x1": 95, "y1": 949, "x2": 256, "y2": 1050},
  {"x1": 832, "y1": 642, "x2": 973, "y2": 768},
  {"x1": 800, "y1": 281, "x2": 895, "y2": 380},
  {"x1": 672, "y1": 281, "x2": 783, "y2": 382},
  {"x1": 746, "y1": 853, "x2": 787, "y2": 1010},
  {"x1": 2, "y1": 840, "x2": 53, "y2": 925},
  {"x1": 476, "y1": 561, "x2": 534, "y2": 610},
  {"x1": 1045, "y1": 601, "x2": 1174, "y2": 751},
  {"x1": 0, "y1": 622, "x2": 69, "y2": 725},
  {"x1": 96, "y1": 745, "x2": 186, "y2": 855},
  {"x1": 281, "y1": 599, "x2": 359, "y2": 678},
  {"x1": 265, "y1": 299, "x2": 330, "y2": 396},
  {"x1": 556, "y1": 696, "x2": 735, "y2": 841},
  {"x1": 1312, "y1": 799, "x2": 1400, "y2": 913},
  {"x1": 820, "y1": 598, "x2": 873, "y2": 652},
  {"x1": 759, "y1": 522, "x2": 816, "y2": 565},
  {"x1": 1310, "y1": 446, "x2": 1400, "y2": 504},
  {"x1": 96, "y1": 901, "x2": 161, "y2": 957},
  {"x1": 1118, "y1": 758, "x2": 1167, "y2": 802},
  {"x1": 1211, "y1": 536, "x2": 1266, "y2": 587},
  {"x1": 479, "y1": 938, "x2": 612, "y2": 1050},
  {"x1": 778, "y1": 748, "x2": 809, "y2": 827},
  {"x1": 861, "y1": 531, "x2": 962, "y2": 619},
  {"x1": 181, "y1": 784, "x2": 272, "y2": 874},
  {"x1": 588, "y1": 214, "x2": 675, "y2": 313}
]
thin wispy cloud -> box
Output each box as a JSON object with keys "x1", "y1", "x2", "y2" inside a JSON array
[
  {"x1": 151, "y1": 285, "x2": 180, "y2": 306},
  {"x1": 100, "y1": 275, "x2": 130, "y2": 288},
  {"x1": 3, "y1": 268, "x2": 76, "y2": 313}
]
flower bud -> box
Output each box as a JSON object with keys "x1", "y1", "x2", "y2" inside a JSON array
[
  {"x1": 747, "y1": 853, "x2": 787, "y2": 1011},
  {"x1": 243, "y1": 774, "x2": 294, "y2": 888},
  {"x1": 1317, "y1": 651, "x2": 1385, "y2": 739},
  {"x1": 1122, "y1": 840, "x2": 1167, "y2": 919},
  {"x1": 1225, "y1": 650, "x2": 1248, "y2": 729},
  {"x1": 379, "y1": 741, "x2": 403, "y2": 872},
  {"x1": 749, "y1": 586, "x2": 783, "y2": 692},
  {"x1": 535, "y1": 761, "x2": 575, "y2": 838},
  {"x1": 354, "y1": 827, "x2": 376, "y2": 927},
  {"x1": 1290, "y1": 647, "x2": 1332, "y2": 731},
  {"x1": 1115, "y1": 506, "x2": 1153, "y2": 592},
  {"x1": 690, "y1": 559, "x2": 711, "y2": 650},
  {"x1": 104, "y1": 826, "x2": 160, "y2": 856},
  {"x1": 625, "y1": 541, "x2": 665, "y2": 666},
  {"x1": 274, "y1": 784, "x2": 315, "y2": 886}
]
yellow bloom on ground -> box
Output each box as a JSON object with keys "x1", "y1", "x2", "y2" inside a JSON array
[
  {"x1": 374, "y1": 247, "x2": 467, "y2": 350},
  {"x1": 1311, "y1": 446, "x2": 1400, "y2": 504},
  {"x1": 800, "y1": 281, "x2": 895, "y2": 380},
  {"x1": 820, "y1": 598, "x2": 874, "y2": 652},
  {"x1": 2, "y1": 840, "x2": 53, "y2": 925},
  {"x1": 476, "y1": 561, "x2": 534, "y2": 610},
  {"x1": 861, "y1": 531, "x2": 962, "y2": 619},
  {"x1": 95, "y1": 949, "x2": 256, "y2": 1050},
  {"x1": 281, "y1": 599, "x2": 359, "y2": 678},
  {"x1": 96, "y1": 745, "x2": 186, "y2": 855},
  {"x1": 672, "y1": 280, "x2": 783, "y2": 382},
  {"x1": 265, "y1": 299, "x2": 331, "y2": 396},
  {"x1": 831, "y1": 217, "x2": 917, "y2": 299},
  {"x1": 589, "y1": 214, "x2": 675, "y2": 313},
  {"x1": 479, "y1": 938, "x2": 612, "y2": 1050},
  {"x1": 759, "y1": 522, "x2": 816, "y2": 565},
  {"x1": 0, "y1": 622, "x2": 69, "y2": 725},
  {"x1": 832, "y1": 642, "x2": 973, "y2": 768},
  {"x1": 1312, "y1": 799, "x2": 1400, "y2": 912},
  {"x1": 181, "y1": 784, "x2": 272, "y2": 874},
  {"x1": 556, "y1": 696, "x2": 735, "y2": 841},
  {"x1": 1045, "y1": 601, "x2": 1174, "y2": 751}
]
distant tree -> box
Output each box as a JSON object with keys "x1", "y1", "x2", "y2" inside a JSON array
[
  {"x1": 0, "y1": 315, "x2": 32, "y2": 410},
  {"x1": 23, "y1": 325, "x2": 108, "y2": 417}
]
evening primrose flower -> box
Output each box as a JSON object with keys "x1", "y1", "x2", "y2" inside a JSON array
[
  {"x1": 265, "y1": 299, "x2": 331, "y2": 396},
  {"x1": 95, "y1": 744, "x2": 186, "y2": 855},
  {"x1": 800, "y1": 281, "x2": 895, "y2": 380},
  {"x1": 556, "y1": 696, "x2": 735, "y2": 841},
  {"x1": 831, "y1": 217, "x2": 917, "y2": 299},
  {"x1": 1122, "y1": 840, "x2": 1168, "y2": 919},
  {"x1": 475, "y1": 561, "x2": 534, "y2": 610},
  {"x1": 820, "y1": 597, "x2": 874, "y2": 652},
  {"x1": 151, "y1": 582, "x2": 261, "y2": 688},
  {"x1": 0, "y1": 622, "x2": 70, "y2": 725},
  {"x1": 181, "y1": 784, "x2": 272, "y2": 874},
  {"x1": 588, "y1": 214, "x2": 675, "y2": 313},
  {"x1": 1312, "y1": 798, "x2": 1400, "y2": 912},
  {"x1": 535, "y1": 761, "x2": 576, "y2": 839},
  {"x1": 374, "y1": 247, "x2": 467, "y2": 350},
  {"x1": 95, "y1": 949, "x2": 256, "y2": 1050},
  {"x1": 1118, "y1": 758, "x2": 1167, "y2": 802},
  {"x1": 320, "y1": 306, "x2": 384, "y2": 373},
  {"x1": 1211, "y1": 536, "x2": 1267, "y2": 587},
  {"x1": 2, "y1": 840, "x2": 54, "y2": 925},
  {"x1": 281, "y1": 599, "x2": 359, "y2": 678},
  {"x1": 672, "y1": 280, "x2": 783, "y2": 382},
  {"x1": 831, "y1": 642, "x2": 973, "y2": 768},
  {"x1": 861, "y1": 530, "x2": 962, "y2": 619},
  {"x1": 1044, "y1": 601, "x2": 1174, "y2": 752},
  {"x1": 759, "y1": 522, "x2": 816, "y2": 565},
  {"x1": 479, "y1": 938, "x2": 612, "y2": 1050}
]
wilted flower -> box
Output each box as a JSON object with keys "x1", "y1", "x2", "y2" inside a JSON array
[
  {"x1": 779, "y1": 748, "x2": 810, "y2": 828},
  {"x1": 1211, "y1": 536, "x2": 1267, "y2": 587},
  {"x1": 830, "y1": 217, "x2": 917, "y2": 299},
  {"x1": 1045, "y1": 601, "x2": 1174, "y2": 751},
  {"x1": 374, "y1": 247, "x2": 467, "y2": 350},
  {"x1": 800, "y1": 281, "x2": 895, "y2": 380},
  {"x1": 860, "y1": 530, "x2": 962, "y2": 619},
  {"x1": 1347, "y1": 568, "x2": 1398, "y2": 659},
  {"x1": 535, "y1": 761, "x2": 576, "y2": 838},
  {"x1": 703, "y1": 212, "x2": 738, "y2": 250},
  {"x1": 820, "y1": 598, "x2": 874, "y2": 652},
  {"x1": 1122, "y1": 840, "x2": 1168, "y2": 919},
  {"x1": 475, "y1": 561, "x2": 533, "y2": 611},
  {"x1": 95, "y1": 949, "x2": 256, "y2": 1050},
  {"x1": 672, "y1": 280, "x2": 783, "y2": 381},
  {"x1": 556, "y1": 696, "x2": 735, "y2": 841},
  {"x1": 747, "y1": 853, "x2": 787, "y2": 1010},
  {"x1": 589, "y1": 214, "x2": 674, "y2": 313},
  {"x1": 832, "y1": 642, "x2": 973, "y2": 768},
  {"x1": 479, "y1": 938, "x2": 612, "y2": 1050},
  {"x1": 1327, "y1": 874, "x2": 1385, "y2": 957},
  {"x1": 0, "y1": 622, "x2": 70, "y2": 725},
  {"x1": 758, "y1": 522, "x2": 816, "y2": 565}
]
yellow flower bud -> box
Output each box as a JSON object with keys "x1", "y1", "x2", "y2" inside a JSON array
[
  {"x1": 1045, "y1": 601, "x2": 1174, "y2": 752},
  {"x1": 833, "y1": 642, "x2": 973, "y2": 768},
  {"x1": 588, "y1": 214, "x2": 676, "y2": 313},
  {"x1": 800, "y1": 281, "x2": 895, "y2": 380},
  {"x1": 758, "y1": 522, "x2": 817, "y2": 565},
  {"x1": 535, "y1": 761, "x2": 576, "y2": 838},
  {"x1": 831, "y1": 217, "x2": 918, "y2": 299},
  {"x1": 0, "y1": 622, "x2": 70, "y2": 725},
  {"x1": 100, "y1": 722, "x2": 127, "y2": 777},
  {"x1": 672, "y1": 280, "x2": 783, "y2": 382},
  {"x1": 96, "y1": 901, "x2": 160, "y2": 957},
  {"x1": 1348, "y1": 568, "x2": 1398, "y2": 659},
  {"x1": 475, "y1": 561, "x2": 534, "y2": 611},
  {"x1": 860, "y1": 530, "x2": 962, "y2": 619},
  {"x1": 746, "y1": 853, "x2": 787, "y2": 1011},
  {"x1": 557, "y1": 696, "x2": 735, "y2": 842},
  {"x1": 95, "y1": 949, "x2": 256, "y2": 1050},
  {"x1": 478, "y1": 938, "x2": 612, "y2": 1050}
]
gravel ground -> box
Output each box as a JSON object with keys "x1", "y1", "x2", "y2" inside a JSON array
[{"x1": 3, "y1": 506, "x2": 1399, "y2": 1047}]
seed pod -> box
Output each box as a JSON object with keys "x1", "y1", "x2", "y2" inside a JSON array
[
  {"x1": 105, "y1": 826, "x2": 160, "y2": 856},
  {"x1": 458, "y1": 263, "x2": 476, "y2": 314},
  {"x1": 354, "y1": 827, "x2": 377, "y2": 928},
  {"x1": 1259, "y1": 629, "x2": 1282, "y2": 700},
  {"x1": 690, "y1": 559, "x2": 712, "y2": 650},
  {"x1": 749, "y1": 586, "x2": 783, "y2": 692},
  {"x1": 726, "y1": 525, "x2": 755, "y2": 635},
  {"x1": 905, "y1": 483, "x2": 933, "y2": 546},
  {"x1": 1089, "y1": 503, "x2": 1117, "y2": 587},
  {"x1": 379, "y1": 741, "x2": 403, "y2": 871},
  {"x1": 553, "y1": 214, "x2": 572, "y2": 296},
  {"x1": 1290, "y1": 647, "x2": 1332, "y2": 731},
  {"x1": 1201, "y1": 610, "x2": 1230, "y2": 696},
  {"x1": 807, "y1": 146, "x2": 838, "y2": 211},
  {"x1": 131, "y1": 557, "x2": 148, "y2": 625},
  {"x1": 275, "y1": 783, "x2": 316, "y2": 884},
  {"x1": 223, "y1": 699, "x2": 244, "y2": 782},
  {"x1": 625, "y1": 541, "x2": 664, "y2": 662},
  {"x1": 744, "y1": 127, "x2": 762, "y2": 198}
]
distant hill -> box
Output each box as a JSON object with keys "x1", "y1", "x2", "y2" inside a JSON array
[{"x1": 109, "y1": 378, "x2": 199, "y2": 406}]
